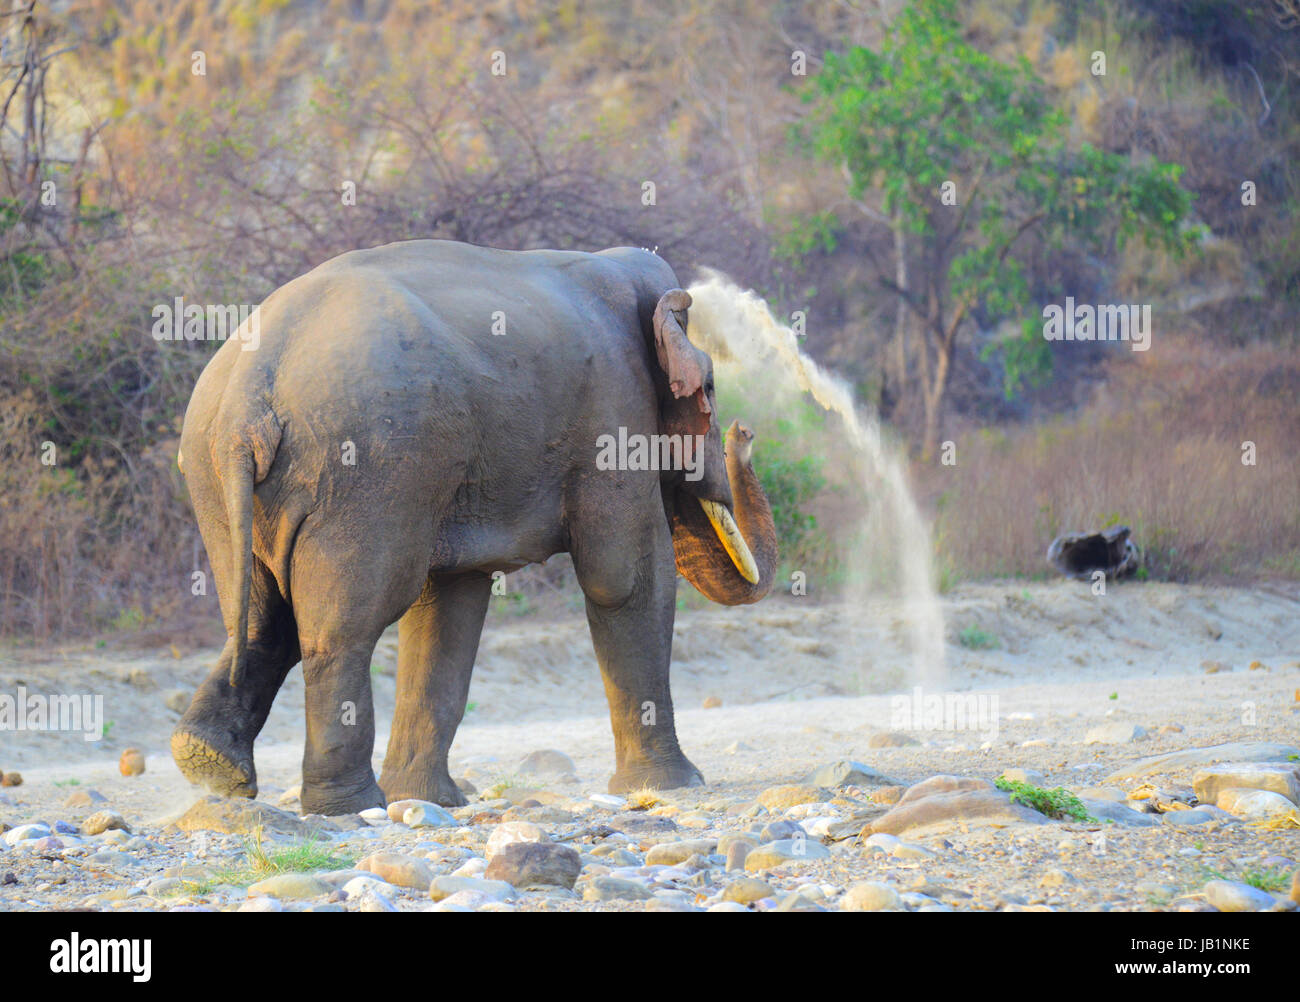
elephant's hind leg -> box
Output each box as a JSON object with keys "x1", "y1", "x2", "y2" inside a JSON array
[
  {"x1": 292, "y1": 520, "x2": 430, "y2": 816},
  {"x1": 379, "y1": 571, "x2": 492, "y2": 808},
  {"x1": 172, "y1": 563, "x2": 298, "y2": 799}
]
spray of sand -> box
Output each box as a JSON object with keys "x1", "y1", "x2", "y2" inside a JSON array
[{"x1": 687, "y1": 272, "x2": 946, "y2": 686}]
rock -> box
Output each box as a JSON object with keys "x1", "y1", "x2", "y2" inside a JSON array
[
  {"x1": 725, "y1": 840, "x2": 754, "y2": 872},
  {"x1": 841, "y1": 882, "x2": 901, "y2": 911},
  {"x1": 118, "y1": 748, "x2": 146, "y2": 776},
  {"x1": 277, "y1": 785, "x2": 301, "y2": 807},
  {"x1": 5, "y1": 823, "x2": 50, "y2": 846},
  {"x1": 485, "y1": 820, "x2": 547, "y2": 859},
  {"x1": 247, "y1": 873, "x2": 331, "y2": 899},
  {"x1": 1216, "y1": 788, "x2": 1300, "y2": 823},
  {"x1": 1194, "y1": 763, "x2": 1300, "y2": 806},
  {"x1": 402, "y1": 803, "x2": 458, "y2": 829},
  {"x1": 708, "y1": 901, "x2": 750, "y2": 912},
  {"x1": 170, "y1": 795, "x2": 315, "y2": 837},
  {"x1": 61, "y1": 789, "x2": 109, "y2": 812},
  {"x1": 702, "y1": 695, "x2": 723, "y2": 709},
  {"x1": 357, "y1": 851, "x2": 435, "y2": 891},
  {"x1": 1202, "y1": 660, "x2": 1229, "y2": 674},
  {"x1": 867, "y1": 731, "x2": 919, "y2": 748},
  {"x1": 341, "y1": 876, "x2": 392, "y2": 899},
  {"x1": 1085, "y1": 722, "x2": 1147, "y2": 745},
  {"x1": 82, "y1": 811, "x2": 131, "y2": 836},
  {"x1": 645, "y1": 839, "x2": 717, "y2": 866},
  {"x1": 1077, "y1": 799, "x2": 1161, "y2": 827},
  {"x1": 1203, "y1": 880, "x2": 1276, "y2": 913},
  {"x1": 721, "y1": 877, "x2": 774, "y2": 904},
  {"x1": 871, "y1": 786, "x2": 905, "y2": 805},
  {"x1": 723, "y1": 741, "x2": 754, "y2": 754},
  {"x1": 897, "y1": 775, "x2": 995, "y2": 804},
  {"x1": 484, "y1": 842, "x2": 581, "y2": 890},
  {"x1": 450, "y1": 857, "x2": 490, "y2": 879},
  {"x1": 239, "y1": 896, "x2": 284, "y2": 912},
  {"x1": 583, "y1": 876, "x2": 654, "y2": 902},
  {"x1": 756, "y1": 784, "x2": 830, "y2": 811},
  {"x1": 998, "y1": 768, "x2": 1047, "y2": 787},
  {"x1": 385, "y1": 798, "x2": 425, "y2": 822},
  {"x1": 806, "y1": 759, "x2": 900, "y2": 789},
  {"x1": 360, "y1": 807, "x2": 388, "y2": 823},
  {"x1": 871, "y1": 788, "x2": 1046, "y2": 836},
  {"x1": 517, "y1": 749, "x2": 578, "y2": 779},
  {"x1": 358, "y1": 889, "x2": 399, "y2": 912},
  {"x1": 1, "y1": 771, "x2": 22, "y2": 786},
  {"x1": 1103, "y1": 743, "x2": 1300, "y2": 782},
  {"x1": 429, "y1": 876, "x2": 517, "y2": 902},
  {"x1": 743, "y1": 838, "x2": 831, "y2": 871},
  {"x1": 1291, "y1": 869, "x2": 1300, "y2": 905},
  {"x1": 1160, "y1": 808, "x2": 1220, "y2": 827},
  {"x1": 589, "y1": 793, "x2": 627, "y2": 810},
  {"x1": 163, "y1": 689, "x2": 191, "y2": 714},
  {"x1": 759, "y1": 819, "x2": 805, "y2": 843},
  {"x1": 675, "y1": 810, "x2": 714, "y2": 829}
]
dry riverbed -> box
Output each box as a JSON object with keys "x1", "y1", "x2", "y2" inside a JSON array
[{"x1": 1, "y1": 581, "x2": 1298, "y2": 913}]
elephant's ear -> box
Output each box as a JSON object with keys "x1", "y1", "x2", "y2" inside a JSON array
[{"x1": 652, "y1": 289, "x2": 709, "y2": 413}]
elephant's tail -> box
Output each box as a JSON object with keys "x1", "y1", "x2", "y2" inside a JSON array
[
  {"x1": 224, "y1": 446, "x2": 255, "y2": 688},
  {"x1": 219, "y1": 406, "x2": 283, "y2": 689}
]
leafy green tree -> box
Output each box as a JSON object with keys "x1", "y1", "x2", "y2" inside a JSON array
[{"x1": 790, "y1": 0, "x2": 1200, "y2": 458}]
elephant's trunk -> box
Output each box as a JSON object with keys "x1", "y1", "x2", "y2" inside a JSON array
[{"x1": 671, "y1": 420, "x2": 778, "y2": 605}]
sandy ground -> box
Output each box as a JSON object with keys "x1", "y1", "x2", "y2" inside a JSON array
[{"x1": 1, "y1": 579, "x2": 1298, "y2": 912}]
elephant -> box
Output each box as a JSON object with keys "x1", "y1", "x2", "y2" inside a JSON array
[{"x1": 171, "y1": 239, "x2": 778, "y2": 816}]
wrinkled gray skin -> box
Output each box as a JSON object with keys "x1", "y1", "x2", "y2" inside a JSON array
[{"x1": 173, "y1": 240, "x2": 777, "y2": 816}]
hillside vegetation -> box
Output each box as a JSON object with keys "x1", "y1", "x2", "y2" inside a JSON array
[{"x1": 1, "y1": 0, "x2": 1297, "y2": 637}]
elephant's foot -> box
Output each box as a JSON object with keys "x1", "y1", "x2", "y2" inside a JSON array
[
  {"x1": 171, "y1": 727, "x2": 257, "y2": 799},
  {"x1": 609, "y1": 754, "x2": 705, "y2": 794},
  {"x1": 379, "y1": 765, "x2": 468, "y2": 809},
  {"x1": 301, "y1": 773, "x2": 386, "y2": 817}
]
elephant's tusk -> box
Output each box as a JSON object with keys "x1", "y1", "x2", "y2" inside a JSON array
[{"x1": 699, "y1": 499, "x2": 760, "y2": 585}]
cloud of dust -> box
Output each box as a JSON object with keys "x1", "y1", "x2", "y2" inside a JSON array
[{"x1": 686, "y1": 271, "x2": 946, "y2": 687}]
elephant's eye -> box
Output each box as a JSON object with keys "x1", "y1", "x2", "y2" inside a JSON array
[{"x1": 705, "y1": 377, "x2": 715, "y2": 394}]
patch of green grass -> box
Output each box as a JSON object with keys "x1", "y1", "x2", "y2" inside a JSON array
[
  {"x1": 958, "y1": 625, "x2": 999, "y2": 650},
  {"x1": 52, "y1": 778, "x2": 81, "y2": 787},
  {"x1": 1109, "y1": 692, "x2": 1118, "y2": 700},
  {"x1": 995, "y1": 778, "x2": 1097, "y2": 822},
  {"x1": 1240, "y1": 865, "x2": 1291, "y2": 892},
  {"x1": 175, "y1": 826, "x2": 355, "y2": 893}
]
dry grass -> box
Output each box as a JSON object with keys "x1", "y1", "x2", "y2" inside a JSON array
[{"x1": 925, "y1": 338, "x2": 1300, "y2": 583}]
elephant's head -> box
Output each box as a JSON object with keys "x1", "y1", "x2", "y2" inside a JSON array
[{"x1": 652, "y1": 289, "x2": 777, "y2": 605}]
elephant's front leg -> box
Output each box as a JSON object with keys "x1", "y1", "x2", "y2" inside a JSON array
[
  {"x1": 379, "y1": 572, "x2": 492, "y2": 808},
  {"x1": 575, "y1": 509, "x2": 704, "y2": 794}
]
